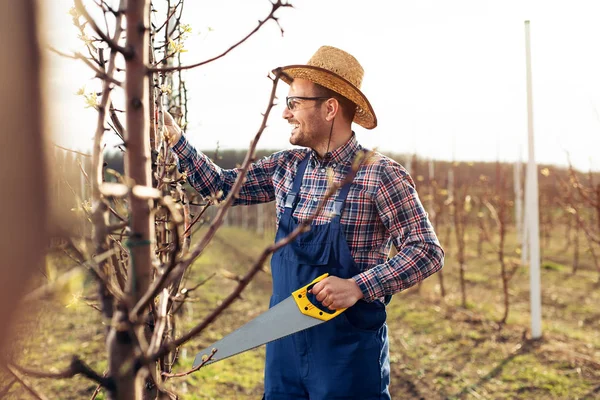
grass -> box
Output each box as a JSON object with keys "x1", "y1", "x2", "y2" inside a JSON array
[{"x1": 2, "y1": 224, "x2": 600, "y2": 399}]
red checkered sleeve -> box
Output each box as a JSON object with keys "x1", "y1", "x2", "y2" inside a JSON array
[{"x1": 172, "y1": 136, "x2": 277, "y2": 204}]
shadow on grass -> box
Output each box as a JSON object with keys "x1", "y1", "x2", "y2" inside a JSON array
[{"x1": 449, "y1": 337, "x2": 542, "y2": 400}]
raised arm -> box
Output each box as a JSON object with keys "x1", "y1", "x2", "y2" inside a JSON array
[{"x1": 164, "y1": 112, "x2": 276, "y2": 205}]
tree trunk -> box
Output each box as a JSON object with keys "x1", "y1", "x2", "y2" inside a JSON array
[
  {"x1": 0, "y1": 0, "x2": 48, "y2": 352},
  {"x1": 107, "y1": 1, "x2": 153, "y2": 399}
]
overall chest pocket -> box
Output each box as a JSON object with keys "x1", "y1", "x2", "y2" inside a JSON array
[{"x1": 280, "y1": 240, "x2": 332, "y2": 266}]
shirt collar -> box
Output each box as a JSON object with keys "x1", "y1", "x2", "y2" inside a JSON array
[{"x1": 310, "y1": 132, "x2": 361, "y2": 165}]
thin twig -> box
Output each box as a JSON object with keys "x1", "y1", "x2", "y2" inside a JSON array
[
  {"x1": 89, "y1": 383, "x2": 102, "y2": 400},
  {"x1": 154, "y1": 1, "x2": 182, "y2": 35},
  {"x1": 148, "y1": 0, "x2": 292, "y2": 73},
  {"x1": 74, "y1": 0, "x2": 130, "y2": 57},
  {"x1": 0, "y1": 378, "x2": 17, "y2": 398},
  {"x1": 171, "y1": 272, "x2": 216, "y2": 314},
  {"x1": 184, "y1": 202, "x2": 211, "y2": 236},
  {"x1": 184, "y1": 272, "x2": 216, "y2": 294},
  {"x1": 48, "y1": 47, "x2": 123, "y2": 86},
  {"x1": 162, "y1": 349, "x2": 217, "y2": 378},
  {"x1": 109, "y1": 103, "x2": 126, "y2": 140},
  {"x1": 22, "y1": 248, "x2": 117, "y2": 303},
  {"x1": 5, "y1": 365, "x2": 48, "y2": 400},
  {"x1": 54, "y1": 143, "x2": 91, "y2": 157}
]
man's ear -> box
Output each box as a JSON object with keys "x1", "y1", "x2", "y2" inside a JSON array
[{"x1": 325, "y1": 98, "x2": 339, "y2": 121}]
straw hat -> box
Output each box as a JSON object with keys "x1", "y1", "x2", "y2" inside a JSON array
[{"x1": 276, "y1": 46, "x2": 377, "y2": 129}]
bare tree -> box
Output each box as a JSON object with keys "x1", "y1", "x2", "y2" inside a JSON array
[
  {"x1": 449, "y1": 164, "x2": 469, "y2": 308},
  {"x1": 485, "y1": 162, "x2": 519, "y2": 326},
  {"x1": 559, "y1": 160, "x2": 600, "y2": 279}
]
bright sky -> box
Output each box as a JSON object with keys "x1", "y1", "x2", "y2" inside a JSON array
[{"x1": 42, "y1": 0, "x2": 600, "y2": 171}]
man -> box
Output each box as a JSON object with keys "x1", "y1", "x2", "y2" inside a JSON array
[{"x1": 165, "y1": 45, "x2": 444, "y2": 400}]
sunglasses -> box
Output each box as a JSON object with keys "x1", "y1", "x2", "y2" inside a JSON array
[{"x1": 285, "y1": 96, "x2": 330, "y2": 111}]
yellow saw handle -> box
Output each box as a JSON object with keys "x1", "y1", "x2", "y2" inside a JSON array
[{"x1": 291, "y1": 273, "x2": 346, "y2": 321}]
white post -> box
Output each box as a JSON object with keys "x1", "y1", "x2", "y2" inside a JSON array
[
  {"x1": 514, "y1": 153, "x2": 524, "y2": 251},
  {"x1": 524, "y1": 20, "x2": 542, "y2": 339}
]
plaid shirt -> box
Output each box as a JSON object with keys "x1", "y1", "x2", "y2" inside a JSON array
[{"x1": 173, "y1": 134, "x2": 444, "y2": 302}]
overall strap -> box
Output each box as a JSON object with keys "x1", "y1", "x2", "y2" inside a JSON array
[
  {"x1": 331, "y1": 182, "x2": 352, "y2": 219},
  {"x1": 331, "y1": 149, "x2": 367, "y2": 220},
  {"x1": 284, "y1": 152, "x2": 310, "y2": 214}
]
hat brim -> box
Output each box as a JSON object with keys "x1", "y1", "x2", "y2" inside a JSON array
[{"x1": 276, "y1": 65, "x2": 377, "y2": 130}]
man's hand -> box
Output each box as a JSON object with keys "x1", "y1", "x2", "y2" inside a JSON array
[
  {"x1": 310, "y1": 276, "x2": 364, "y2": 310},
  {"x1": 163, "y1": 111, "x2": 182, "y2": 147}
]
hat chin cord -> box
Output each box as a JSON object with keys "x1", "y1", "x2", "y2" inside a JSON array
[{"x1": 324, "y1": 116, "x2": 335, "y2": 158}]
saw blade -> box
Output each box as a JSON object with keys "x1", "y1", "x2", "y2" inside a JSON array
[{"x1": 192, "y1": 296, "x2": 324, "y2": 367}]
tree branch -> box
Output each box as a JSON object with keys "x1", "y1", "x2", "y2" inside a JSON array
[
  {"x1": 148, "y1": 0, "x2": 292, "y2": 73},
  {"x1": 0, "y1": 378, "x2": 16, "y2": 398},
  {"x1": 109, "y1": 103, "x2": 126, "y2": 140},
  {"x1": 74, "y1": 0, "x2": 130, "y2": 58},
  {"x1": 5, "y1": 365, "x2": 48, "y2": 400},
  {"x1": 22, "y1": 248, "x2": 119, "y2": 303},
  {"x1": 154, "y1": 1, "x2": 182, "y2": 33},
  {"x1": 48, "y1": 47, "x2": 123, "y2": 86},
  {"x1": 184, "y1": 201, "x2": 211, "y2": 237},
  {"x1": 9, "y1": 357, "x2": 115, "y2": 391},
  {"x1": 53, "y1": 143, "x2": 91, "y2": 157},
  {"x1": 162, "y1": 349, "x2": 216, "y2": 378}
]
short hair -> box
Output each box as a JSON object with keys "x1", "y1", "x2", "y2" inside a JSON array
[{"x1": 312, "y1": 83, "x2": 357, "y2": 123}]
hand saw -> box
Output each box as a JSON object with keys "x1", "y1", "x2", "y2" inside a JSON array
[{"x1": 192, "y1": 273, "x2": 346, "y2": 368}]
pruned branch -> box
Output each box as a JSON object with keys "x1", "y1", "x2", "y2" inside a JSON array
[{"x1": 148, "y1": 0, "x2": 293, "y2": 73}]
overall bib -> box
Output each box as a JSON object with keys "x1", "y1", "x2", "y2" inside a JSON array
[{"x1": 264, "y1": 154, "x2": 391, "y2": 400}]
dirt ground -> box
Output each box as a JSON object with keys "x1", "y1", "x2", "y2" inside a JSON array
[{"x1": 2, "y1": 226, "x2": 599, "y2": 399}]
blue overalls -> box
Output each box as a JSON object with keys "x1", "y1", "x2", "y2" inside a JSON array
[{"x1": 264, "y1": 154, "x2": 391, "y2": 400}]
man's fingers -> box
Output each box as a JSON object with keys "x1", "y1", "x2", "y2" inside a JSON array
[
  {"x1": 315, "y1": 287, "x2": 330, "y2": 302},
  {"x1": 309, "y1": 277, "x2": 328, "y2": 295},
  {"x1": 163, "y1": 111, "x2": 174, "y2": 125}
]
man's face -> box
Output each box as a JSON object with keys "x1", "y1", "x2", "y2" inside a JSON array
[{"x1": 282, "y1": 79, "x2": 330, "y2": 149}]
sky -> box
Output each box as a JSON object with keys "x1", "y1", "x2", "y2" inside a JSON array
[{"x1": 41, "y1": 0, "x2": 600, "y2": 171}]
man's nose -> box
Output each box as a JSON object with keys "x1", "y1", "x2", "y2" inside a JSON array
[{"x1": 282, "y1": 106, "x2": 293, "y2": 119}]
